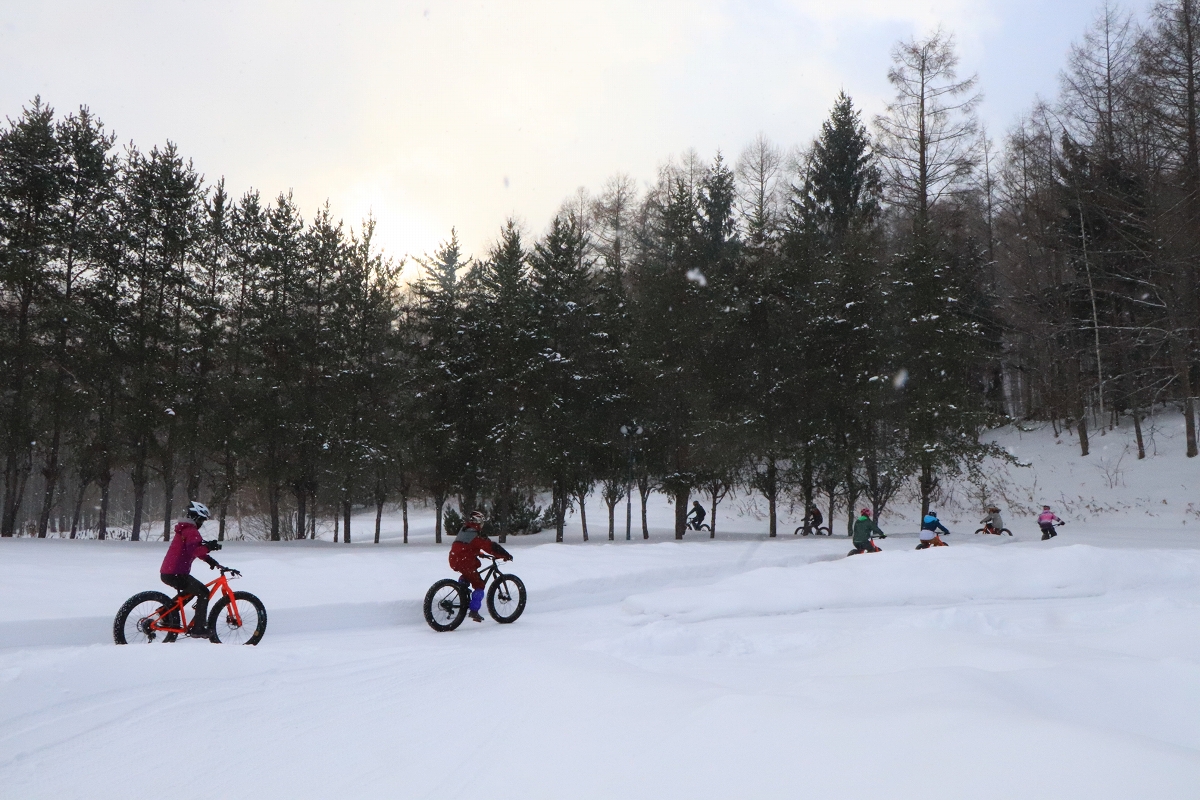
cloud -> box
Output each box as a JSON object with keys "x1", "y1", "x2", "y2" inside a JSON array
[{"x1": 0, "y1": 0, "x2": 1107, "y2": 263}]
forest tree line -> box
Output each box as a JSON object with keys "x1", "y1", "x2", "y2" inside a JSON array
[{"x1": 1, "y1": 1, "x2": 1197, "y2": 542}]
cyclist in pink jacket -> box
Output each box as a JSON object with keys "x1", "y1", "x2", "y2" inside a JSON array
[
  {"x1": 160, "y1": 501, "x2": 237, "y2": 637},
  {"x1": 1037, "y1": 505, "x2": 1064, "y2": 540}
]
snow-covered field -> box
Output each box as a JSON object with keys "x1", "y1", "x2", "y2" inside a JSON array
[{"x1": 2, "y1": 416, "x2": 1200, "y2": 799}]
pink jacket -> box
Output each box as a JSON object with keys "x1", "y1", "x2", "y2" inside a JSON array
[
  {"x1": 160, "y1": 521, "x2": 210, "y2": 575},
  {"x1": 1037, "y1": 511, "x2": 1061, "y2": 525}
]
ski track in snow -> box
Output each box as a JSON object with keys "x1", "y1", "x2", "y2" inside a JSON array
[{"x1": 1, "y1": 535, "x2": 1199, "y2": 800}]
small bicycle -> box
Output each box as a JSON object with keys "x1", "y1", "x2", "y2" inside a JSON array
[
  {"x1": 113, "y1": 568, "x2": 267, "y2": 645},
  {"x1": 974, "y1": 525, "x2": 1013, "y2": 536},
  {"x1": 423, "y1": 555, "x2": 527, "y2": 632},
  {"x1": 685, "y1": 519, "x2": 711, "y2": 533},
  {"x1": 794, "y1": 524, "x2": 832, "y2": 536}
]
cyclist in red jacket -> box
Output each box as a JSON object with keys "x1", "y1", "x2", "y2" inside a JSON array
[
  {"x1": 449, "y1": 511, "x2": 512, "y2": 622},
  {"x1": 160, "y1": 501, "x2": 237, "y2": 638}
]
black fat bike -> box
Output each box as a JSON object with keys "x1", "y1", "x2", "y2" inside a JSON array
[{"x1": 423, "y1": 555, "x2": 527, "y2": 632}]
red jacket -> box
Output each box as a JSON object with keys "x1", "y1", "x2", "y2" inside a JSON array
[
  {"x1": 160, "y1": 521, "x2": 210, "y2": 575},
  {"x1": 448, "y1": 523, "x2": 503, "y2": 574}
]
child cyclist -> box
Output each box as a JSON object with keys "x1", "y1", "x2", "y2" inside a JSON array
[
  {"x1": 1038, "y1": 505, "x2": 1065, "y2": 540},
  {"x1": 980, "y1": 506, "x2": 1005, "y2": 534},
  {"x1": 160, "y1": 501, "x2": 238, "y2": 638},
  {"x1": 849, "y1": 508, "x2": 885, "y2": 555},
  {"x1": 449, "y1": 511, "x2": 512, "y2": 622},
  {"x1": 917, "y1": 509, "x2": 950, "y2": 549},
  {"x1": 804, "y1": 504, "x2": 824, "y2": 533}
]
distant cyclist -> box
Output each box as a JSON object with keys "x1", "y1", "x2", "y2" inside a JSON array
[
  {"x1": 980, "y1": 506, "x2": 1005, "y2": 534},
  {"x1": 806, "y1": 505, "x2": 823, "y2": 530},
  {"x1": 160, "y1": 501, "x2": 237, "y2": 638},
  {"x1": 686, "y1": 501, "x2": 707, "y2": 531},
  {"x1": 1037, "y1": 505, "x2": 1064, "y2": 540},
  {"x1": 849, "y1": 508, "x2": 884, "y2": 555},
  {"x1": 917, "y1": 510, "x2": 950, "y2": 549},
  {"x1": 449, "y1": 511, "x2": 512, "y2": 622}
]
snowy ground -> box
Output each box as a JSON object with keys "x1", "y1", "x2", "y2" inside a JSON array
[{"x1": 2, "y1": 415, "x2": 1200, "y2": 799}]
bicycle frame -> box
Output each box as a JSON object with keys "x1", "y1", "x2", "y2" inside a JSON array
[
  {"x1": 477, "y1": 556, "x2": 504, "y2": 586},
  {"x1": 150, "y1": 572, "x2": 241, "y2": 634}
]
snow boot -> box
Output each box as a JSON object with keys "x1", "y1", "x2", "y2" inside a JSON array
[
  {"x1": 1041, "y1": 531, "x2": 1051, "y2": 540},
  {"x1": 916, "y1": 541, "x2": 931, "y2": 550},
  {"x1": 187, "y1": 626, "x2": 212, "y2": 639},
  {"x1": 468, "y1": 610, "x2": 484, "y2": 623}
]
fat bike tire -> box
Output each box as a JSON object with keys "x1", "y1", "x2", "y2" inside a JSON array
[
  {"x1": 208, "y1": 591, "x2": 268, "y2": 645},
  {"x1": 114, "y1": 591, "x2": 179, "y2": 644},
  {"x1": 424, "y1": 579, "x2": 468, "y2": 631},
  {"x1": 486, "y1": 574, "x2": 527, "y2": 624}
]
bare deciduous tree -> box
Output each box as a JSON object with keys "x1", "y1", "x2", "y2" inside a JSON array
[{"x1": 875, "y1": 28, "x2": 982, "y2": 223}]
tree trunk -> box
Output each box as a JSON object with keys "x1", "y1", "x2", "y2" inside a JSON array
[
  {"x1": 1186, "y1": 396, "x2": 1198, "y2": 458},
  {"x1": 844, "y1": 462, "x2": 858, "y2": 537},
  {"x1": 709, "y1": 485, "x2": 718, "y2": 539},
  {"x1": 218, "y1": 451, "x2": 236, "y2": 541},
  {"x1": 553, "y1": 479, "x2": 565, "y2": 543},
  {"x1": 294, "y1": 485, "x2": 308, "y2": 544},
  {"x1": 343, "y1": 497, "x2": 352, "y2": 544},
  {"x1": 638, "y1": 475, "x2": 650, "y2": 539},
  {"x1": 36, "y1": 427, "x2": 62, "y2": 538},
  {"x1": 401, "y1": 490, "x2": 409, "y2": 544},
  {"x1": 1077, "y1": 408, "x2": 1090, "y2": 457},
  {"x1": 97, "y1": 471, "x2": 112, "y2": 541},
  {"x1": 434, "y1": 492, "x2": 445, "y2": 544},
  {"x1": 577, "y1": 489, "x2": 589, "y2": 542},
  {"x1": 919, "y1": 458, "x2": 935, "y2": 519},
  {"x1": 161, "y1": 469, "x2": 176, "y2": 541},
  {"x1": 607, "y1": 496, "x2": 617, "y2": 541},
  {"x1": 765, "y1": 459, "x2": 778, "y2": 538},
  {"x1": 269, "y1": 482, "x2": 281, "y2": 541},
  {"x1": 824, "y1": 476, "x2": 836, "y2": 539},
  {"x1": 801, "y1": 450, "x2": 814, "y2": 537},
  {"x1": 374, "y1": 494, "x2": 383, "y2": 544},
  {"x1": 674, "y1": 487, "x2": 689, "y2": 540},
  {"x1": 130, "y1": 446, "x2": 148, "y2": 542},
  {"x1": 69, "y1": 478, "x2": 88, "y2": 540},
  {"x1": 1133, "y1": 404, "x2": 1146, "y2": 460}
]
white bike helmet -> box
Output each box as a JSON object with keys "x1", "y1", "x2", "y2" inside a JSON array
[{"x1": 186, "y1": 501, "x2": 211, "y2": 522}]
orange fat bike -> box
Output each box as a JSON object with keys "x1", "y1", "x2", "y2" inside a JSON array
[{"x1": 114, "y1": 568, "x2": 267, "y2": 645}]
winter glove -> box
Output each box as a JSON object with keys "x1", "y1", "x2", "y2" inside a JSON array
[
  {"x1": 203, "y1": 539, "x2": 222, "y2": 552},
  {"x1": 224, "y1": 567, "x2": 242, "y2": 577}
]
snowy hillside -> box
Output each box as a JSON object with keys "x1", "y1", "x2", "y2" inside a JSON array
[{"x1": 1, "y1": 416, "x2": 1199, "y2": 799}]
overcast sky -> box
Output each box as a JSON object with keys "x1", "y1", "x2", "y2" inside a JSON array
[{"x1": 0, "y1": 0, "x2": 1155, "y2": 273}]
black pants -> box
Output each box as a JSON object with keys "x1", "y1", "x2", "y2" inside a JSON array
[{"x1": 161, "y1": 573, "x2": 211, "y2": 629}]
